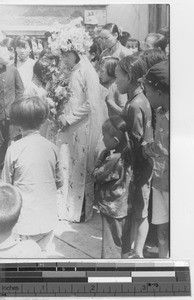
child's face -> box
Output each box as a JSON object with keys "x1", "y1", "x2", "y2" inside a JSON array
[
  {"x1": 102, "y1": 130, "x2": 116, "y2": 150},
  {"x1": 0, "y1": 46, "x2": 10, "y2": 66},
  {"x1": 85, "y1": 24, "x2": 98, "y2": 39},
  {"x1": 16, "y1": 43, "x2": 31, "y2": 61},
  {"x1": 99, "y1": 63, "x2": 112, "y2": 84},
  {"x1": 126, "y1": 41, "x2": 138, "y2": 53}
]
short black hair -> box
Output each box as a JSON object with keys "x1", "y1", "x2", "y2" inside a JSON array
[
  {"x1": 10, "y1": 95, "x2": 49, "y2": 130},
  {"x1": 118, "y1": 54, "x2": 147, "y2": 83},
  {"x1": 126, "y1": 38, "x2": 141, "y2": 51},
  {"x1": 102, "y1": 57, "x2": 119, "y2": 78},
  {"x1": 102, "y1": 23, "x2": 121, "y2": 41},
  {"x1": 120, "y1": 31, "x2": 131, "y2": 46},
  {"x1": 145, "y1": 33, "x2": 167, "y2": 52},
  {"x1": 0, "y1": 183, "x2": 22, "y2": 234},
  {"x1": 158, "y1": 26, "x2": 170, "y2": 44},
  {"x1": 102, "y1": 117, "x2": 124, "y2": 141},
  {"x1": 33, "y1": 55, "x2": 58, "y2": 84},
  {"x1": 140, "y1": 48, "x2": 166, "y2": 72}
]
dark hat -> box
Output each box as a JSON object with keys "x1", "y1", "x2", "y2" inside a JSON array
[{"x1": 139, "y1": 60, "x2": 169, "y2": 89}]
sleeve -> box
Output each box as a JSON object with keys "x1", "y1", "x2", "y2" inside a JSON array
[
  {"x1": 65, "y1": 71, "x2": 91, "y2": 126},
  {"x1": 116, "y1": 91, "x2": 128, "y2": 109},
  {"x1": 14, "y1": 68, "x2": 24, "y2": 100},
  {"x1": 92, "y1": 155, "x2": 121, "y2": 183},
  {"x1": 54, "y1": 148, "x2": 64, "y2": 189},
  {"x1": 55, "y1": 160, "x2": 64, "y2": 189},
  {"x1": 1, "y1": 146, "x2": 14, "y2": 184},
  {"x1": 106, "y1": 96, "x2": 123, "y2": 114},
  {"x1": 126, "y1": 104, "x2": 144, "y2": 143},
  {"x1": 105, "y1": 85, "x2": 125, "y2": 114}
]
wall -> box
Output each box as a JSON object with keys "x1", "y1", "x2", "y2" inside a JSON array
[{"x1": 107, "y1": 4, "x2": 149, "y2": 47}]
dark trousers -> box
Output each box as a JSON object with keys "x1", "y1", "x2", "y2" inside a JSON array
[{"x1": 101, "y1": 212, "x2": 132, "y2": 258}]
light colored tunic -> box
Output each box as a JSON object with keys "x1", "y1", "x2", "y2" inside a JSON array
[
  {"x1": 17, "y1": 58, "x2": 35, "y2": 89},
  {"x1": 57, "y1": 59, "x2": 108, "y2": 222},
  {"x1": 100, "y1": 41, "x2": 133, "y2": 61},
  {"x1": 0, "y1": 235, "x2": 43, "y2": 258},
  {"x1": 1, "y1": 131, "x2": 63, "y2": 235}
]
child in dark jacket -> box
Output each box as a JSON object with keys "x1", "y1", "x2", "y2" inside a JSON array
[{"x1": 92, "y1": 117, "x2": 132, "y2": 258}]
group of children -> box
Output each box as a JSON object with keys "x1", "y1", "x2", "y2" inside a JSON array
[
  {"x1": 0, "y1": 25, "x2": 169, "y2": 259},
  {"x1": 93, "y1": 58, "x2": 169, "y2": 259}
]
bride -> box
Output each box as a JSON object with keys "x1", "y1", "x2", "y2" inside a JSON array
[{"x1": 49, "y1": 18, "x2": 108, "y2": 223}]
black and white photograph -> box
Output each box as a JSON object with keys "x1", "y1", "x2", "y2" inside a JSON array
[{"x1": 0, "y1": 2, "x2": 170, "y2": 259}]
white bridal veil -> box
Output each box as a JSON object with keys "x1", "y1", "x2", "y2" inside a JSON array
[{"x1": 79, "y1": 54, "x2": 108, "y2": 171}]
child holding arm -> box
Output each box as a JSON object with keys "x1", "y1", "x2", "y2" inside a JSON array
[{"x1": 92, "y1": 116, "x2": 132, "y2": 258}]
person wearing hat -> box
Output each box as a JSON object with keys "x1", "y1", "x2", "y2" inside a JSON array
[
  {"x1": 140, "y1": 60, "x2": 169, "y2": 258},
  {"x1": 85, "y1": 15, "x2": 99, "y2": 39}
]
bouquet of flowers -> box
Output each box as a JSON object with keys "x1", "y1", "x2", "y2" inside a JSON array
[
  {"x1": 37, "y1": 52, "x2": 72, "y2": 142},
  {"x1": 45, "y1": 60, "x2": 72, "y2": 118}
]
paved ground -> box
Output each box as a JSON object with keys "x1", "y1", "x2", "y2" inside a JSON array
[
  {"x1": 52, "y1": 207, "x2": 158, "y2": 259},
  {"x1": 53, "y1": 207, "x2": 102, "y2": 259}
]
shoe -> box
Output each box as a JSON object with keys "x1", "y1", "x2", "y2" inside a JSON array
[
  {"x1": 128, "y1": 253, "x2": 143, "y2": 259},
  {"x1": 146, "y1": 246, "x2": 159, "y2": 254}
]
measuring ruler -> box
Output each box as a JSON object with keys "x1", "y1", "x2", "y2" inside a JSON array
[{"x1": 0, "y1": 260, "x2": 191, "y2": 297}]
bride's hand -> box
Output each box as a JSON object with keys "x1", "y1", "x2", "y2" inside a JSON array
[
  {"x1": 59, "y1": 114, "x2": 67, "y2": 126},
  {"x1": 58, "y1": 114, "x2": 69, "y2": 132}
]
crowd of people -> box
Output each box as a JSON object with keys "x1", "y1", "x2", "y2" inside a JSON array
[{"x1": 0, "y1": 16, "x2": 169, "y2": 259}]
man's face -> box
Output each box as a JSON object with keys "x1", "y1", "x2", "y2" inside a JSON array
[
  {"x1": 0, "y1": 46, "x2": 10, "y2": 65},
  {"x1": 85, "y1": 24, "x2": 98, "y2": 38}
]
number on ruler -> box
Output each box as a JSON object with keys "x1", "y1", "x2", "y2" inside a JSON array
[
  {"x1": 142, "y1": 284, "x2": 147, "y2": 292},
  {"x1": 90, "y1": 285, "x2": 95, "y2": 292},
  {"x1": 148, "y1": 283, "x2": 159, "y2": 287}
]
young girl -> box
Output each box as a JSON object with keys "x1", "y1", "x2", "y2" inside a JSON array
[
  {"x1": 14, "y1": 36, "x2": 35, "y2": 89},
  {"x1": 92, "y1": 117, "x2": 132, "y2": 258},
  {"x1": 115, "y1": 55, "x2": 153, "y2": 258},
  {"x1": 140, "y1": 60, "x2": 169, "y2": 258},
  {"x1": 125, "y1": 38, "x2": 141, "y2": 54},
  {"x1": 1, "y1": 95, "x2": 63, "y2": 255},
  {"x1": 99, "y1": 57, "x2": 127, "y2": 117},
  {"x1": 24, "y1": 55, "x2": 56, "y2": 139}
]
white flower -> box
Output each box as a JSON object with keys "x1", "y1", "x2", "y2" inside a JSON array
[
  {"x1": 46, "y1": 97, "x2": 55, "y2": 108},
  {"x1": 55, "y1": 86, "x2": 68, "y2": 99},
  {"x1": 49, "y1": 17, "x2": 92, "y2": 55},
  {"x1": 50, "y1": 108, "x2": 57, "y2": 115}
]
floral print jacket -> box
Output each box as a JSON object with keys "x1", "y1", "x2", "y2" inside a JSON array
[{"x1": 92, "y1": 149, "x2": 132, "y2": 218}]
